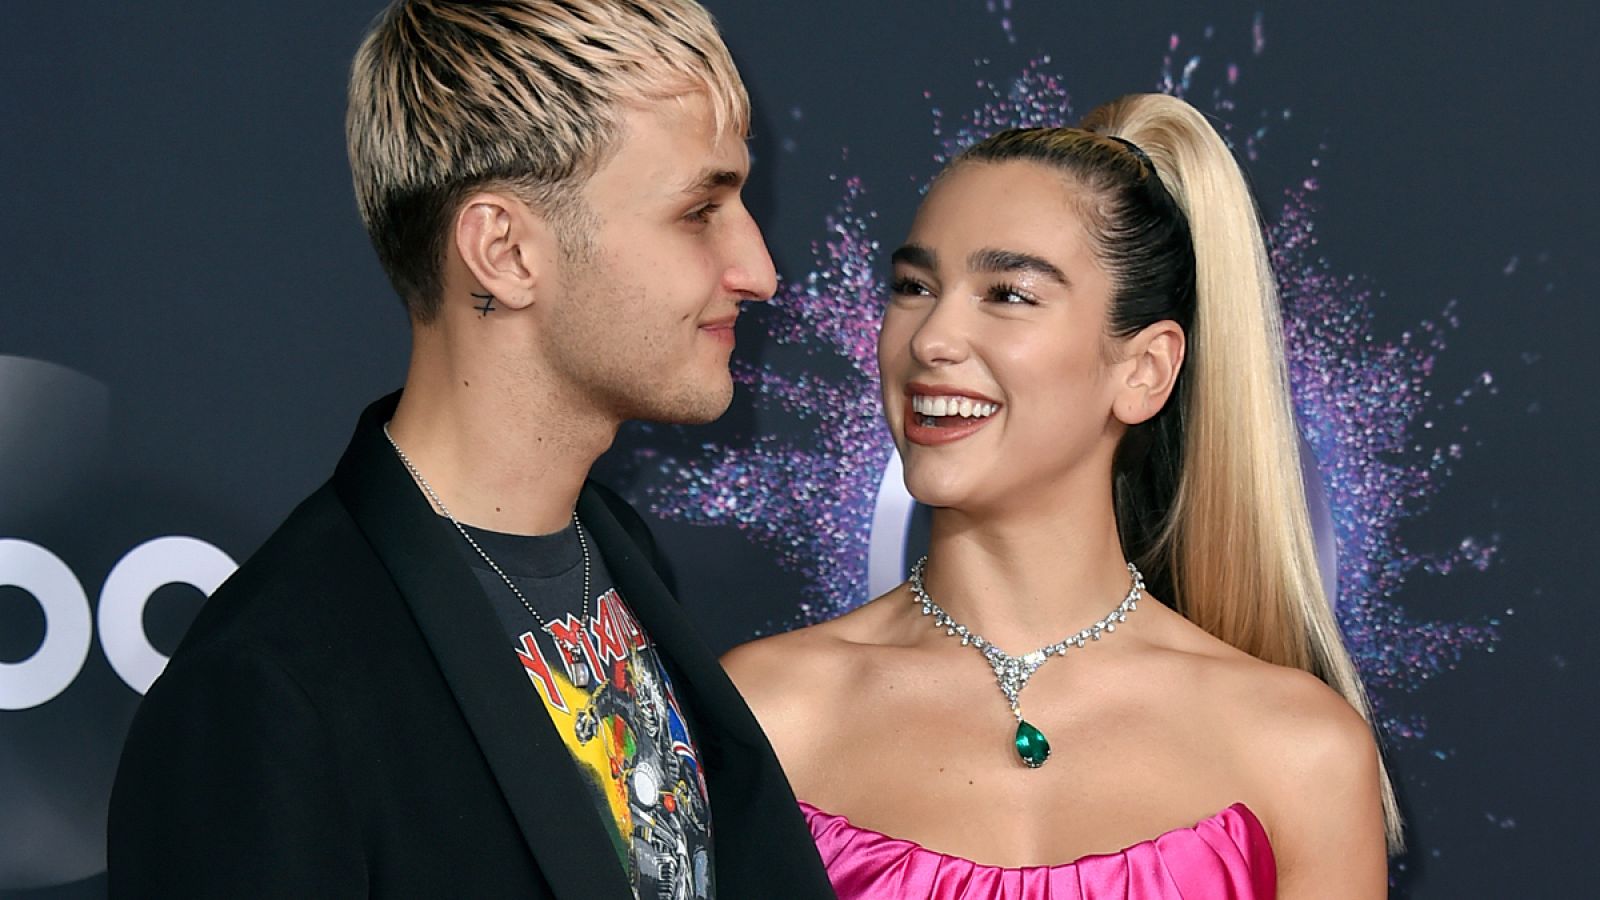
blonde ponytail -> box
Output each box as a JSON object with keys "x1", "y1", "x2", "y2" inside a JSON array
[
  {"x1": 1084, "y1": 93, "x2": 1402, "y2": 851},
  {"x1": 953, "y1": 94, "x2": 1401, "y2": 851}
]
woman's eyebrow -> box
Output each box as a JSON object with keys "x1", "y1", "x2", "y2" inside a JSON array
[
  {"x1": 968, "y1": 247, "x2": 1071, "y2": 288},
  {"x1": 890, "y1": 243, "x2": 936, "y2": 269}
]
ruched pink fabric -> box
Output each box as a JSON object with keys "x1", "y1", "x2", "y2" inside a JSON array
[{"x1": 800, "y1": 800, "x2": 1275, "y2": 899}]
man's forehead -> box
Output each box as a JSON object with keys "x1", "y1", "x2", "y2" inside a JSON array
[{"x1": 587, "y1": 94, "x2": 751, "y2": 199}]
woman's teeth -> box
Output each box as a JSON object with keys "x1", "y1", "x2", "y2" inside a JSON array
[{"x1": 910, "y1": 395, "x2": 999, "y2": 418}]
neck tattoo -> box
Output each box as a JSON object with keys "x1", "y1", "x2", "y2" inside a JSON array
[
  {"x1": 382, "y1": 423, "x2": 596, "y2": 684},
  {"x1": 907, "y1": 557, "x2": 1144, "y2": 768}
]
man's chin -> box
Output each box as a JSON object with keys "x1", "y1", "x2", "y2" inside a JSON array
[
  {"x1": 681, "y1": 387, "x2": 736, "y2": 425},
  {"x1": 630, "y1": 379, "x2": 734, "y2": 426}
]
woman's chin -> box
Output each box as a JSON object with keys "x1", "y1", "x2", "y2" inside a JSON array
[{"x1": 903, "y1": 472, "x2": 986, "y2": 513}]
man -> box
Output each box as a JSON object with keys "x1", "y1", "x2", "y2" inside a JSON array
[{"x1": 107, "y1": 2, "x2": 835, "y2": 897}]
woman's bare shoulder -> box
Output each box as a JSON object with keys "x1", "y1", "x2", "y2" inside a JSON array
[
  {"x1": 720, "y1": 594, "x2": 906, "y2": 776},
  {"x1": 722, "y1": 595, "x2": 892, "y2": 695},
  {"x1": 1170, "y1": 642, "x2": 1387, "y2": 894},
  {"x1": 1124, "y1": 608, "x2": 1386, "y2": 890},
  {"x1": 1147, "y1": 623, "x2": 1378, "y2": 792},
  {"x1": 1244, "y1": 664, "x2": 1387, "y2": 894},
  {"x1": 721, "y1": 619, "x2": 847, "y2": 705},
  {"x1": 1140, "y1": 605, "x2": 1375, "y2": 752}
]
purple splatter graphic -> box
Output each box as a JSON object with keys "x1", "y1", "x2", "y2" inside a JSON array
[
  {"x1": 640, "y1": 21, "x2": 1503, "y2": 728},
  {"x1": 931, "y1": 57, "x2": 1072, "y2": 161},
  {"x1": 1275, "y1": 190, "x2": 1500, "y2": 737},
  {"x1": 982, "y1": 0, "x2": 1018, "y2": 44}
]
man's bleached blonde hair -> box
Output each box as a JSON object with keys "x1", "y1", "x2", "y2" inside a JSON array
[{"x1": 347, "y1": 0, "x2": 750, "y2": 321}]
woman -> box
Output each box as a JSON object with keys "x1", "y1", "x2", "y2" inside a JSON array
[{"x1": 723, "y1": 92, "x2": 1398, "y2": 898}]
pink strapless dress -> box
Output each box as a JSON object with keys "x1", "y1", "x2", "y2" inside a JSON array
[{"x1": 800, "y1": 800, "x2": 1275, "y2": 899}]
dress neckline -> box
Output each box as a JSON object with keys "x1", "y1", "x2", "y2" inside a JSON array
[{"x1": 797, "y1": 799, "x2": 1271, "y2": 872}]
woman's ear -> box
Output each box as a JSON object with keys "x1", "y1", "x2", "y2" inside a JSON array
[
  {"x1": 451, "y1": 191, "x2": 559, "y2": 313},
  {"x1": 1113, "y1": 320, "x2": 1186, "y2": 426}
]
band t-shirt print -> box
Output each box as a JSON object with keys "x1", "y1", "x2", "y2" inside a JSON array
[{"x1": 462, "y1": 521, "x2": 714, "y2": 900}]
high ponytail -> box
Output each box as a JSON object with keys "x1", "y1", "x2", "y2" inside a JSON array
[{"x1": 954, "y1": 94, "x2": 1402, "y2": 851}]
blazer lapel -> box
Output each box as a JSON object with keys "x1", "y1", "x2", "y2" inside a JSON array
[
  {"x1": 577, "y1": 489, "x2": 836, "y2": 898},
  {"x1": 334, "y1": 394, "x2": 633, "y2": 900}
]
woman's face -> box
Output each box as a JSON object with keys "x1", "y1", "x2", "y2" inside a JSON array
[{"x1": 878, "y1": 159, "x2": 1131, "y2": 514}]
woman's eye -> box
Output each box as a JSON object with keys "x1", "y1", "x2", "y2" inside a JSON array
[
  {"x1": 987, "y1": 283, "x2": 1036, "y2": 306},
  {"x1": 890, "y1": 276, "x2": 933, "y2": 297}
]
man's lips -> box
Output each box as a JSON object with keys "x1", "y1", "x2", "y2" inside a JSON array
[{"x1": 699, "y1": 316, "x2": 737, "y2": 344}]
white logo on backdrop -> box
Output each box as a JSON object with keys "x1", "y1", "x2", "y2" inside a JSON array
[
  {"x1": 1, "y1": 354, "x2": 245, "y2": 890},
  {"x1": 0, "y1": 537, "x2": 237, "y2": 709},
  {"x1": 99, "y1": 537, "x2": 237, "y2": 694},
  {"x1": 0, "y1": 540, "x2": 92, "y2": 710},
  {"x1": 0, "y1": 355, "x2": 240, "y2": 708}
]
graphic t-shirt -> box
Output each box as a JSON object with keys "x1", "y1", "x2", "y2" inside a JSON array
[{"x1": 462, "y1": 521, "x2": 714, "y2": 900}]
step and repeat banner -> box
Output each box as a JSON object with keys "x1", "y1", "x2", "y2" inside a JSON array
[{"x1": 2, "y1": 2, "x2": 1594, "y2": 896}]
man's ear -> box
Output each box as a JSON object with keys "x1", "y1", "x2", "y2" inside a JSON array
[
  {"x1": 1112, "y1": 320, "x2": 1186, "y2": 426},
  {"x1": 452, "y1": 191, "x2": 558, "y2": 313}
]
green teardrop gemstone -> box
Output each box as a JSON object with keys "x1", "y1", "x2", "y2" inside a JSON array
[{"x1": 1014, "y1": 719, "x2": 1051, "y2": 768}]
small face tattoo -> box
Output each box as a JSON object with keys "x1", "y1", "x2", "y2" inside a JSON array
[{"x1": 471, "y1": 292, "x2": 496, "y2": 317}]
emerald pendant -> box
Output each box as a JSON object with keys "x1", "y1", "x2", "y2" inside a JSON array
[{"x1": 1014, "y1": 719, "x2": 1051, "y2": 768}]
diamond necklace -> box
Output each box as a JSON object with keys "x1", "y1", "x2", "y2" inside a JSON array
[
  {"x1": 907, "y1": 556, "x2": 1144, "y2": 769},
  {"x1": 382, "y1": 423, "x2": 594, "y2": 668}
]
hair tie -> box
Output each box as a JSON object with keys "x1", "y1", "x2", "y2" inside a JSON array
[
  {"x1": 1105, "y1": 132, "x2": 1190, "y2": 249},
  {"x1": 1107, "y1": 135, "x2": 1154, "y2": 171}
]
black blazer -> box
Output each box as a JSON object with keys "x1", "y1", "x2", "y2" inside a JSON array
[{"x1": 108, "y1": 394, "x2": 834, "y2": 899}]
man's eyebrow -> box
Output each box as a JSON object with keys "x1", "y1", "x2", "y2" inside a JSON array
[
  {"x1": 683, "y1": 168, "x2": 745, "y2": 194},
  {"x1": 968, "y1": 247, "x2": 1071, "y2": 288},
  {"x1": 890, "y1": 244, "x2": 936, "y2": 269}
]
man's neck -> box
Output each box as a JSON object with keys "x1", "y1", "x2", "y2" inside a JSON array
[{"x1": 386, "y1": 349, "x2": 618, "y2": 536}]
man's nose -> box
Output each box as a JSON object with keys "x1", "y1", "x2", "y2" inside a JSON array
[{"x1": 724, "y1": 210, "x2": 779, "y2": 301}]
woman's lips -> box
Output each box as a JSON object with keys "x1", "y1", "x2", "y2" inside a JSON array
[{"x1": 901, "y1": 394, "x2": 999, "y2": 446}]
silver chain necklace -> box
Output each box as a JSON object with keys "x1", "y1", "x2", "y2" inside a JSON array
[
  {"x1": 908, "y1": 556, "x2": 1144, "y2": 769},
  {"x1": 382, "y1": 423, "x2": 594, "y2": 670}
]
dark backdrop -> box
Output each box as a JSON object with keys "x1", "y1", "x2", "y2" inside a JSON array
[{"x1": 2, "y1": 2, "x2": 1595, "y2": 896}]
